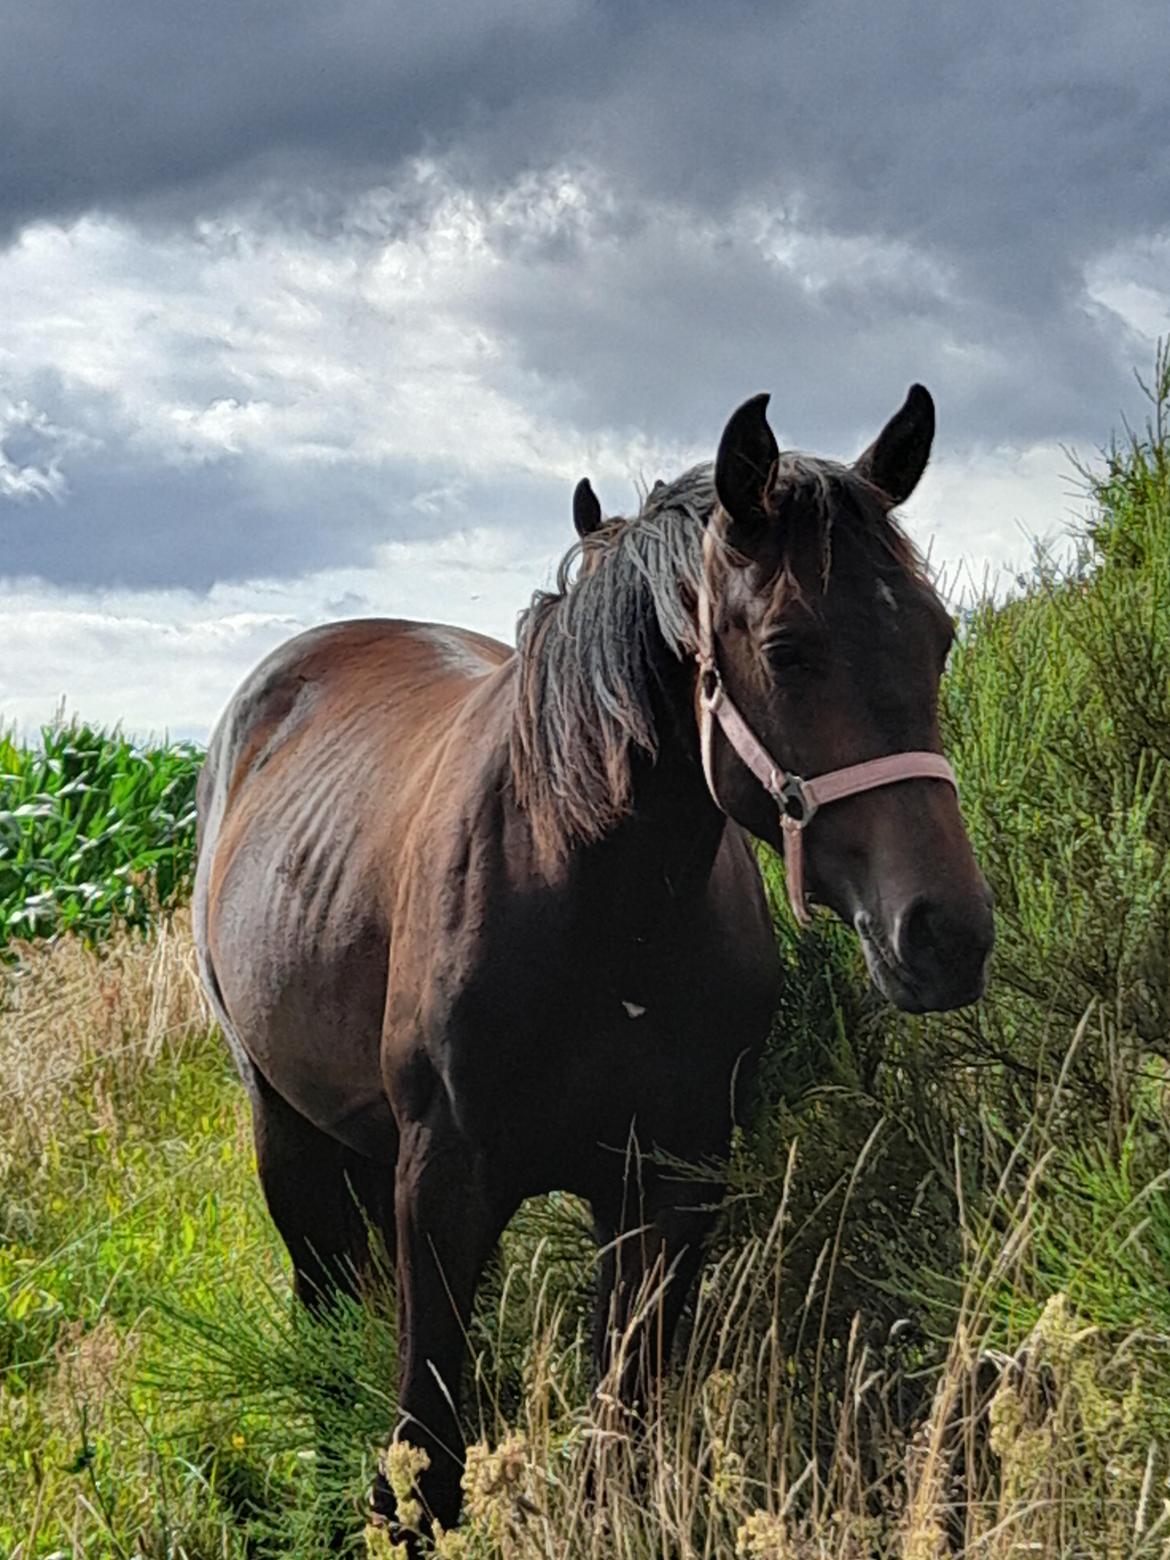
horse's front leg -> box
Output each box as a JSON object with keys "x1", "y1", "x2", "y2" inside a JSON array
[
  {"x1": 374, "y1": 1093, "x2": 507, "y2": 1545},
  {"x1": 592, "y1": 1185, "x2": 722, "y2": 1422}
]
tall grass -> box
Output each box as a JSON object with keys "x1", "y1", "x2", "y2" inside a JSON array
[{"x1": 2, "y1": 349, "x2": 1170, "y2": 1556}]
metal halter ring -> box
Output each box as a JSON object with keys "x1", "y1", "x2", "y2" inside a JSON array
[
  {"x1": 776, "y1": 772, "x2": 816, "y2": 825},
  {"x1": 699, "y1": 665, "x2": 723, "y2": 711}
]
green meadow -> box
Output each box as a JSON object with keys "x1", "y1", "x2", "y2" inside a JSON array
[{"x1": 3, "y1": 350, "x2": 1170, "y2": 1557}]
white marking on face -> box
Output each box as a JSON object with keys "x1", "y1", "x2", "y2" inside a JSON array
[
  {"x1": 622, "y1": 1000, "x2": 647, "y2": 1018},
  {"x1": 876, "y1": 580, "x2": 898, "y2": 612}
]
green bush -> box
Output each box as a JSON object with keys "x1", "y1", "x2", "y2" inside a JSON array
[{"x1": 735, "y1": 344, "x2": 1170, "y2": 1531}]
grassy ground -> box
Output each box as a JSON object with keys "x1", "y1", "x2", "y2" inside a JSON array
[
  {"x1": 3, "y1": 349, "x2": 1170, "y2": 1556},
  {"x1": 5, "y1": 920, "x2": 1170, "y2": 1558},
  {"x1": 0, "y1": 921, "x2": 281, "y2": 1556}
]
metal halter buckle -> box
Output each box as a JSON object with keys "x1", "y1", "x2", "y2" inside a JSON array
[
  {"x1": 699, "y1": 665, "x2": 723, "y2": 711},
  {"x1": 776, "y1": 772, "x2": 815, "y2": 825}
]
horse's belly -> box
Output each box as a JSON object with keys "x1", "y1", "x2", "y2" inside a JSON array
[{"x1": 208, "y1": 833, "x2": 397, "y2": 1160}]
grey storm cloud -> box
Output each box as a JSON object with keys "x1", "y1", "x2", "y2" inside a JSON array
[
  {"x1": 468, "y1": 198, "x2": 1138, "y2": 458},
  {"x1": 0, "y1": 420, "x2": 577, "y2": 590},
  {"x1": 1, "y1": 0, "x2": 1168, "y2": 592},
  {"x1": 0, "y1": 0, "x2": 606, "y2": 238},
  {"x1": 5, "y1": 0, "x2": 1167, "y2": 271}
]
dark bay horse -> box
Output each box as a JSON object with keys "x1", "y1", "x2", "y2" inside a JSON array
[{"x1": 193, "y1": 386, "x2": 994, "y2": 1537}]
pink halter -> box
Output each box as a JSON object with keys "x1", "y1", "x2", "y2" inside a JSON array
[{"x1": 695, "y1": 537, "x2": 958, "y2": 925}]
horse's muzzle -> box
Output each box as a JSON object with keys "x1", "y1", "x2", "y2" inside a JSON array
[{"x1": 856, "y1": 887, "x2": 995, "y2": 1013}]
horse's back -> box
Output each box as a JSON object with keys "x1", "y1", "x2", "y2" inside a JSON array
[
  {"x1": 194, "y1": 618, "x2": 511, "y2": 1157},
  {"x1": 199, "y1": 618, "x2": 508, "y2": 814}
]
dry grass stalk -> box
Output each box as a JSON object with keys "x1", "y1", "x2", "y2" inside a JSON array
[{"x1": 0, "y1": 912, "x2": 211, "y2": 1159}]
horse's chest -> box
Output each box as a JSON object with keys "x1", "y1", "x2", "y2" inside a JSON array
[
  {"x1": 434, "y1": 920, "x2": 773, "y2": 1170},
  {"x1": 466, "y1": 915, "x2": 754, "y2": 1039}
]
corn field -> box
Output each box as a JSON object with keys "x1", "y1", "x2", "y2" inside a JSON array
[{"x1": 0, "y1": 721, "x2": 200, "y2": 945}]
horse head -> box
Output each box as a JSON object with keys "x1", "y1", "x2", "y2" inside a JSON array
[{"x1": 701, "y1": 387, "x2": 993, "y2": 1011}]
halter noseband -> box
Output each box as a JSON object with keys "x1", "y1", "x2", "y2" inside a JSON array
[{"x1": 695, "y1": 533, "x2": 958, "y2": 926}]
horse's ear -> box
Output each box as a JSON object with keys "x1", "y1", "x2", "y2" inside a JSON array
[
  {"x1": 573, "y1": 477, "x2": 604, "y2": 539},
  {"x1": 714, "y1": 393, "x2": 779, "y2": 551},
  {"x1": 854, "y1": 384, "x2": 935, "y2": 507}
]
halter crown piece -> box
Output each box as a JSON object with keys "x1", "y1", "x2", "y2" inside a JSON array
[{"x1": 695, "y1": 533, "x2": 959, "y2": 926}]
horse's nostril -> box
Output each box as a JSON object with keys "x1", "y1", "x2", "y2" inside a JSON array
[
  {"x1": 895, "y1": 894, "x2": 987, "y2": 976},
  {"x1": 897, "y1": 896, "x2": 941, "y2": 965},
  {"x1": 877, "y1": 887, "x2": 995, "y2": 1012}
]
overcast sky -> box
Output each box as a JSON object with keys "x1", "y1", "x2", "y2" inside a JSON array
[{"x1": 2, "y1": 0, "x2": 1168, "y2": 738}]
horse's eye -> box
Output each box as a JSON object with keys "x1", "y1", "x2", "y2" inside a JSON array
[{"x1": 762, "y1": 635, "x2": 807, "y2": 673}]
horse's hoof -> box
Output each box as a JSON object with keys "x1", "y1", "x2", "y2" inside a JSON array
[
  {"x1": 369, "y1": 1469, "x2": 397, "y2": 1522},
  {"x1": 365, "y1": 1485, "x2": 422, "y2": 1559},
  {"x1": 365, "y1": 1520, "x2": 418, "y2": 1560}
]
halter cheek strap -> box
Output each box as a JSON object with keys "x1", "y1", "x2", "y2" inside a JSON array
[{"x1": 695, "y1": 536, "x2": 958, "y2": 926}]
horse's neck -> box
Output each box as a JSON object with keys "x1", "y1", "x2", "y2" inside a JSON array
[
  {"x1": 579, "y1": 695, "x2": 727, "y2": 914},
  {"x1": 504, "y1": 621, "x2": 727, "y2": 901}
]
